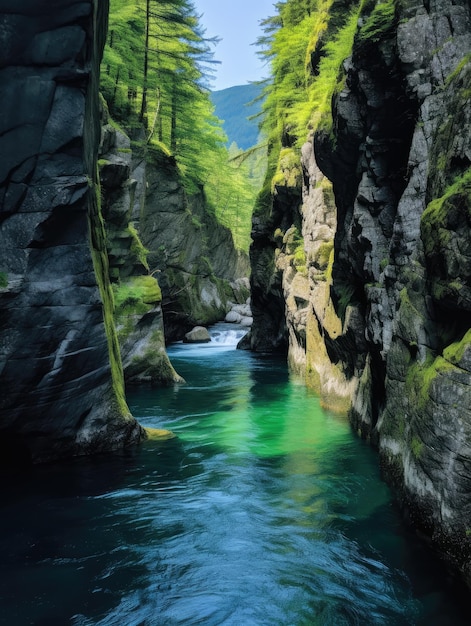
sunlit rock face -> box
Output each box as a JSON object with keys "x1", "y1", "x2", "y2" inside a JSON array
[
  {"x1": 314, "y1": 0, "x2": 471, "y2": 585},
  {"x1": 0, "y1": 0, "x2": 143, "y2": 463},
  {"x1": 249, "y1": 0, "x2": 471, "y2": 586}
]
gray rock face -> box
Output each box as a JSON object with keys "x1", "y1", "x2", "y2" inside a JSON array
[
  {"x1": 0, "y1": 0, "x2": 143, "y2": 463},
  {"x1": 140, "y1": 153, "x2": 250, "y2": 342},
  {"x1": 313, "y1": 0, "x2": 471, "y2": 585},
  {"x1": 98, "y1": 116, "x2": 182, "y2": 387},
  {"x1": 249, "y1": 0, "x2": 471, "y2": 586}
]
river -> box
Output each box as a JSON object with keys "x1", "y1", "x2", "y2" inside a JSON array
[{"x1": 0, "y1": 324, "x2": 468, "y2": 625}]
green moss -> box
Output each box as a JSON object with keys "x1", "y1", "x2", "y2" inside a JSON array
[
  {"x1": 443, "y1": 329, "x2": 471, "y2": 365},
  {"x1": 323, "y1": 247, "x2": 335, "y2": 283},
  {"x1": 410, "y1": 435, "x2": 424, "y2": 459},
  {"x1": 421, "y1": 169, "x2": 471, "y2": 256},
  {"x1": 272, "y1": 148, "x2": 303, "y2": 190},
  {"x1": 445, "y1": 53, "x2": 471, "y2": 87},
  {"x1": 406, "y1": 353, "x2": 454, "y2": 409},
  {"x1": 127, "y1": 222, "x2": 149, "y2": 270},
  {"x1": 114, "y1": 275, "x2": 162, "y2": 318},
  {"x1": 191, "y1": 215, "x2": 203, "y2": 229},
  {"x1": 316, "y1": 241, "x2": 334, "y2": 270},
  {"x1": 0, "y1": 272, "x2": 7, "y2": 288},
  {"x1": 88, "y1": 177, "x2": 129, "y2": 416}
]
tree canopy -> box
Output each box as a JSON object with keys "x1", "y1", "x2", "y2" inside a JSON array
[{"x1": 101, "y1": 0, "x2": 264, "y2": 251}]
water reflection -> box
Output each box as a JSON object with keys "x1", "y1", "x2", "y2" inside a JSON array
[{"x1": 0, "y1": 328, "x2": 468, "y2": 625}]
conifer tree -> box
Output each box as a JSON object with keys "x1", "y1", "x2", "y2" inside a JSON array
[{"x1": 101, "y1": 0, "x2": 263, "y2": 252}]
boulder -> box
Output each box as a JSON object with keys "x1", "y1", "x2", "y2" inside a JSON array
[
  {"x1": 183, "y1": 326, "x2": 211, "y2": 343},
  {"x1": 225, "y1": 310, "x2": 242, "y2": 323}
]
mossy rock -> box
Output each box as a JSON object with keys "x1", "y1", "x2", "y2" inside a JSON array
[
  {"x1": 144, "y1": 427, "x2": 176, "y2": 441},
  {"x1": 443, "y1": 328, "x2": 471, "y2": 369},
  {"x1": 357, "y1": 0, "x2": 397, "y2": 46},
  {"x1": 272, "y1": 148, "x2": 303, "y2": 191},
  {"x1": 114, "y1": 275, "x2": 162, "y2": 317},
  {"x1": 421, "y1": 169, "x2": 471, "y2": 258}
]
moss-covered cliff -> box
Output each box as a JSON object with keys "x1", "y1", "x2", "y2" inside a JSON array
[
  {"x1": 0, "y1": 0, "x2": 144, "y2": 463},
  {"x1": 98, "y1": 108, "x2": 183, "y2": 387},
  {"x1": 251, "y1": 0, "x2": 471, "y2": 585},
  {"x1": 139, "y1": 145, "x2": 250, "y2": 342}
]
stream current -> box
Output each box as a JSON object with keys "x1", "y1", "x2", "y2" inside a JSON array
[{"x1": 0, "y1": 323, "x2": 468, "y2": 625}]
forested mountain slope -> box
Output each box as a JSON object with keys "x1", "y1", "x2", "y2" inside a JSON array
[
  {"x1": 211, "y1": 83, "x2": 263, "y2": 150},
  {"x1": 247, "y1": 0, "x2": 471, "y2": 587}
]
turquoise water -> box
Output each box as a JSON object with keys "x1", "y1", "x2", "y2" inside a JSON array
[{"x1": 0, "y1": 325, "x2": 468, "y2": 625}]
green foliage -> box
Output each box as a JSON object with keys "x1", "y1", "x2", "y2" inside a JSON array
[
  {"x1": 256, "y1": 0, "x2": 362, "y2": 199},
  {"x1": 358, "y1": 0, "x2": 397, "y2": 45},
  {"x1": 272, "y1": 148, "x2": 303, "y2": 189},
  {"x1": 205, "y1": 142, "x2": 265, "y2": 251},
  {"x1": 410, "y1": 436, "x2": 424, "y2": 460},
  {"x1": 0, "y1": 272, "x2": 7, "y2": 288},
  {"x1": 102, "y1": 0, "x2": 262, "y2": 253}
]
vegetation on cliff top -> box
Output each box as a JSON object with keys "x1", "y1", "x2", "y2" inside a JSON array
[
  {"x1": 253, "y1": 0, "x2": 363, "y2": 215},
  {"x1": 101, "y1": 0, "x2": 263, "y2": 252}
]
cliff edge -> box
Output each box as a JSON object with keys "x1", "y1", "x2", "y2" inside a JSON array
[{"x1": 0, "y1": 0, "x2": 144, "y2": 463}]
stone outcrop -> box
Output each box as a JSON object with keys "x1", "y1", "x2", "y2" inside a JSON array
[
  {"x1": 318, "y1": 0, "x2": 471, "y2": 584},
  {"x1": 250, "y1": 0, "x2": 471, "y2": 585},
  {"x1": 0, "y1": 0, "x2": 144, "y2": 463},
  {"x1": 140, "y1": 148, "x2": 251, "y2": 342},
  {"x1": 98, "y1": 113, "x2": 183, "y2": 386}
]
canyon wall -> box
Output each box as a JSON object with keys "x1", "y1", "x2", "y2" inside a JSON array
[
  {"x1": 0, "y1": 0, "x2": 144, "y2": 463},
  {"x1": 250, "y1": 0, "x2": 471, "y2": 584}
]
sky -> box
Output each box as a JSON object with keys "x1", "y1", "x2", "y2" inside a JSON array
[{"x1": 193, "y1": 0, "x2": 276, "y2": 91}]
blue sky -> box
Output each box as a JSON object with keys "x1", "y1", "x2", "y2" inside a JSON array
[{"x1": 193, "y1": 0, "x2": 275, "y2": 91}]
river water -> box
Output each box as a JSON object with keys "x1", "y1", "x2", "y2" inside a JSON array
[{"x1": 0, "y1": 324, "x2": 468, "y2": 625}]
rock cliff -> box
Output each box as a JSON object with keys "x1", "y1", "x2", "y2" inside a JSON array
[
  {"x1": 0, "y1": 0, "x2": 144, "y2": 463},
  {"x1": 98, "y1": 112, "x2": 182, "y2": 387},
  {"x1": 98, "y1": 102, "x2": 250, "y2": 360},
  {"x1": 140, "y1": 147, "x2": 250, "y2": 342},
  {"x1": 250, "y1": 0, "x2": 471, "y2": 584}
]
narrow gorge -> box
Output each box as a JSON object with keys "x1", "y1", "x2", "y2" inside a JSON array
[{"x1": 1, "y1": 0, "x2": 471, "y2": 611}]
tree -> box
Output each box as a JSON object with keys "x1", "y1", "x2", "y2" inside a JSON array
[{"x1": 101, "y1": 0, "x2": 263, "y2": 252}]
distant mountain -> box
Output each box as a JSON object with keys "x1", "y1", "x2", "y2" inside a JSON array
[{"x1": 211, "y1": 83, "x2": 264, "y2": 151}]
